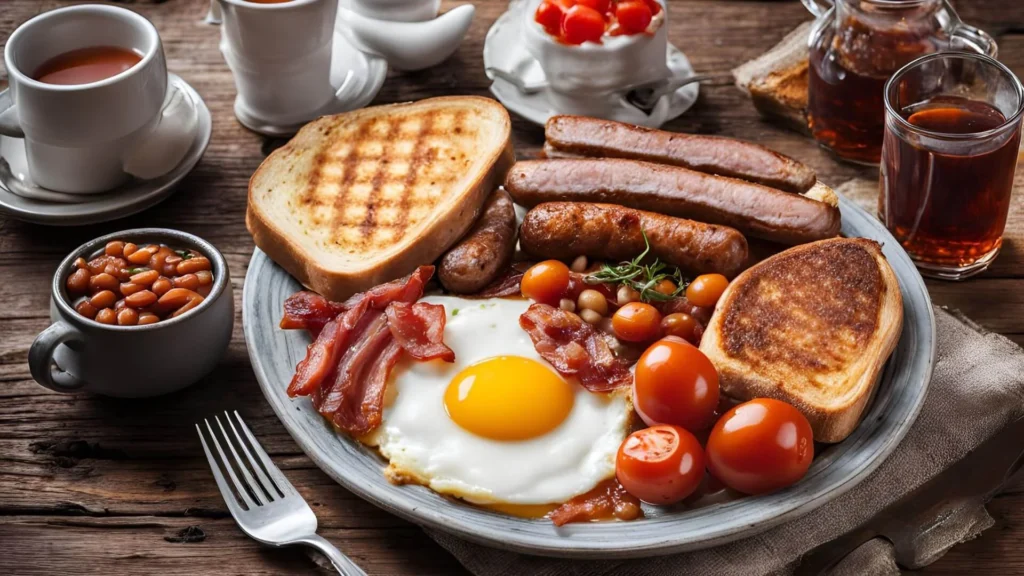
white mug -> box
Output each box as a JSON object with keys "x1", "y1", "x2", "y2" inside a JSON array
[
  {"x1": 212, "y1": 0, "x2": 350, "y2": 127},
  {"x1": 0, "y1": 5, "x2": 195, "y2": 194}
]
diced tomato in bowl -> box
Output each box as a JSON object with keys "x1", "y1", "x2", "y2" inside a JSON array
[{"x1": 534, "y1": 0, "x2": 660, "y2": 44}]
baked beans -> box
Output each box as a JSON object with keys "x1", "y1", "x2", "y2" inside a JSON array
[{"x1": 66, "y1": 240, "x2": 214, "y2": 325}]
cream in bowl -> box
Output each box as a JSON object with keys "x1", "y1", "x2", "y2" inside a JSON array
[
  {"x1": 522, "y1": 0, "x2": 669, "y2": 101},
  {"x1": 28, "y1": 228, "x2": 234, "y2": 398}
]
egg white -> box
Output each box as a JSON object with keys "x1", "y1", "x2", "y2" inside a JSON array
[{"x1": 361, "y1": 295, "x2": 632, "y2": 506}]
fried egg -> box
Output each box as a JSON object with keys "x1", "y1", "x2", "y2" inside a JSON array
[{"x1": 361, "y1": 296, "x2": 632, "y2": 506}]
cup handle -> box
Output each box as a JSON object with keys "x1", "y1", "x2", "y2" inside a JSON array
[
  {"x1": 29, "y1": 321, "x2": 88, "y2": 393},
  {"x1": 0, "y1": 88, "x2": 25, "y2": 139},
  {"x1": 799, "y1": 0, "x2": 833, "y2": 18},
  {"x1": 121, "y1": 80, "x2": 199, "y2": 180},
  {"x1": 206, "y1": 0, "x2": 223, "y2": 25}
]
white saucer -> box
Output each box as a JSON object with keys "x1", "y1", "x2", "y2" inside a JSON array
[
  {"x1": 0, "y1": 74, "x2": 212, "y2": 226},
  {"x1": 483, "y1": 5, "x2": 699, "y2": 127},
  {"x1": 232, "y1": 26, "x2": 388, "y2": 137}
]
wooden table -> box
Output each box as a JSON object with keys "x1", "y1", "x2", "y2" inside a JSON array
[{"x1": 2, "y1": 1, "x2": 1023, "y2": 574}]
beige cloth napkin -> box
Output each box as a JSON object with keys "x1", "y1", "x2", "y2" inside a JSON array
[{"x1": 427, "y1": 304, "x2": 1024, "y2": 575}]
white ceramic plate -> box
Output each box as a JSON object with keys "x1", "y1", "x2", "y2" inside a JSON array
[
  {"x1": 242, "y1": 194, "x2": 935, "y2": 558},
  {"x1": 0, "y1": 74, "x2": 211, "y2": 226}
]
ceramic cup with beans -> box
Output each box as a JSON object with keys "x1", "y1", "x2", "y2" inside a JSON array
[{"x1": 29, "y1": 228, "x2": 234, "y2": 398}]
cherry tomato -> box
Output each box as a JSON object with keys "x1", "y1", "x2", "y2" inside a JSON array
[
  {"x1": 612, "y1": 301, "x2": 662, "y2": 342},
  {"x1": 576, "y1": 0, "x2": 611, "y2": 15},
  {"x1": 644, "y1": 0, "x2": 662, "y2": 16},
  {"x1": 561, "y1": 5, "x2": 605, "y2": 44},
  {"x1": 653, "y1": 278, "x2": 677, "y2": 296},
  {"x1": 685, "y1": 273, "x2": 729, "y2": 308},
  {"x1": 615, "y1": 1, "x2": 653, "y2": 34},
  {"x1": 633, "y1": 337, "x2": 719, "y2": 431},
  {"x1": 521, "y1": 260, "x2": 571, "y2": 305},
  {"x1": 616, "y1": 424, "x2": 705, "y2": 504},
  {"x1": 660, "y1": 312, "x2": 697, "y2": 343},
  {"x1": 706, "y1": 398, "x2": 814, "y2": 495},
  {"x1": 534, "y1": 0, "x2": 566, "y2": 35}
]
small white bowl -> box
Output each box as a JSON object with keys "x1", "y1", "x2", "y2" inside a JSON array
[{"x1": 522, "y1": 0, "x2": 670, "y2": 97}]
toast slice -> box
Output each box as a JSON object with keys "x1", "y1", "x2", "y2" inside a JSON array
[
  {"x1": 247, "y1": 96, "x2": 515, "y2": 301},
  {"x1": 699, "y1": 238, "x2": 903, "y2": 443}
]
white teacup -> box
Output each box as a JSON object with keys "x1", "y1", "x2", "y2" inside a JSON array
[
  {"x1": 212, "y1": 0, "x2": 350, "y2": 127},
  {"x1": 0, "y1": 5, "x2": 195, "y2": 194}
]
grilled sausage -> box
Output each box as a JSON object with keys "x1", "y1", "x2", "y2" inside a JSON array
[
  {"x1": 543, "y1": 115, "x2": 817, "y2": 193},
  {"x1": 438, "y1": 190, "x2": 518, "y2": 294},
  {"x1": 506, "y1": 158, "x2": 840, "y2": 246},
  {"x1": 521, "y1": 202, "x2": 749, "y2": 278}
]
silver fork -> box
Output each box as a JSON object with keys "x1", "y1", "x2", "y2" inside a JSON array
[{"x1": 197, "y1": 411, "x2": 367, "y2": 576}]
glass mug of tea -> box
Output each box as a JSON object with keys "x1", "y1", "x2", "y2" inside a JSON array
[
  {"x1": 880, "y1": 52, "x2": 1023, "y2": 280},
  {"x1": 803, "y1": 0, "x2": 996, "y2": 165},
  {"x1": 0, "y1": 5, "x2": 197, "y2": 194}
]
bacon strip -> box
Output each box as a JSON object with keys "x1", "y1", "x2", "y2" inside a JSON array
[
  {"x1": 287, "y1": 299, "x2": 370, "y2": 397},
  {"x1": 280, "y1": 291, "x2": 348, "y2": 336},
  {"x1": 312, "y1": 313, "x2": 397, "y2": 435},
  {"x1": 519, "y1": 303, "x2": 633, "y2": 392},
  {"x1": 549, "y1": 478, "x2": 643, "y2": 526},
  {"x1": 280, "y1": 266, "x2": 436, "y2": 336},
  {"x1": 285, "y1": 266, "x2": 448, "y2": 435},
  {"x1": 385, "y1": 302, "x2": 455, "y2": 362}
]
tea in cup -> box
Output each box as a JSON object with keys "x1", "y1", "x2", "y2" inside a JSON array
[{"x1": 0, "y1": 5, "x2": 197, "y2": 194}]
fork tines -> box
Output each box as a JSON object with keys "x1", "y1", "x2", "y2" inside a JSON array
[{"x1": 196, "y1": 411, "x2": 296, "y2": 511}]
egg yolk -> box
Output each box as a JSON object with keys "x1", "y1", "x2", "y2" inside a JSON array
[{"x1": 444, "y1": 356, "x2": 574, "y2": 441}]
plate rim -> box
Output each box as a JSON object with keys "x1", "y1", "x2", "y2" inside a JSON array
[{"x1": 242, "y1": 192, "x2": 936, "y2": 558}]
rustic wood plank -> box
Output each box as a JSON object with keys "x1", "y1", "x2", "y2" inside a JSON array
[{"x1": 2, "y1": 0, "x2": 1024, "y2": 575}]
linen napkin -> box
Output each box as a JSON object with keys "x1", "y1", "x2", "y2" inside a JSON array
[{"x1": 427, "y1": 300, "x2": 1024, "y2": 575}]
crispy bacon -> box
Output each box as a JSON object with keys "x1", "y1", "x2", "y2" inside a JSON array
[
  {"x1": 287, "y1": 299, "x2": 370, "y2": 397},
  {"x1": 549, "y1": 478, "x2": 643, "y2": 526},
  {"x1": 280, "y1": 291, "x2": 348, "y2": 336},
  {"x1": 312, "y1": 312, "x2": 396, "y2": 434},
  {"x1": 284, "y1": 266, "x2": 452, "y2": 435},
  {"x1": 519, "y1": 303, "x2": 632, "y2": 392},
  {"x1": 385, "y1": 302, "x2": 455, "y2": 362},
  {"x1": 280, "y1": 266, "x2": 436, "y2": 336}
]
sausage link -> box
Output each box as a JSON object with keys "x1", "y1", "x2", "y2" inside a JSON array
[
  {"x1": 520, "y1": 202, "x2": 749, "y2": 278},
  {"x1": 438, "y1": 190, "x2": 518, "y2": 294},
  {"x1": 506, "y1": 158, "x2": 840, "y2": 246},
  {"x1": 544, "y1": 115, "x2": 817, "y2": 193}
]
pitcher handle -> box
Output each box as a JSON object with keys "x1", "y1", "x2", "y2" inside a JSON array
[
  {"x1": 945, "y1": 0, "x2": 998, "y2": 59},
  {"x1": 800, "y1": 0, "x2": 833, "y2": 18}
]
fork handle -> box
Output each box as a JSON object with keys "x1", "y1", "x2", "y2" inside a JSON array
[{"x1": 295, "y1": 534, "x2": 368, "y2": 576}]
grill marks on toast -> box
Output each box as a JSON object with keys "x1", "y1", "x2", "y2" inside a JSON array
[
  {"x1": 298, "y1": 110, "x2": 477, "y2": 254},
  {"x1": 720, "y1": 240, "x2": 882, "y2": 388}
]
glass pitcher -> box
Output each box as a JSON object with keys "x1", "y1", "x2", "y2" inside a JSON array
[{"x1": 802, "y1": 0, "x2": 996, "y2": 164}]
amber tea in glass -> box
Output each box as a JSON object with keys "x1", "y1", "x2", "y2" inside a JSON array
[{"x1": 880, "y1": 52, "x2": 1023, "y2": 280}]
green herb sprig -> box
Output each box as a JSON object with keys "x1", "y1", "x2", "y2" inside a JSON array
[{"x1": 583, "y1": 231, "x2": 689, "y2": 303}]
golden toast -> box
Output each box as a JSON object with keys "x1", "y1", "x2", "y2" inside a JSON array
[
  {"x1": 247, "y1": 96, "x2": 514, "y2": 301},
  {"x1": 699, "y1": 238, "x2": 903, "y2": 442}
]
